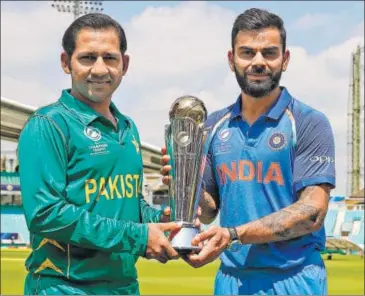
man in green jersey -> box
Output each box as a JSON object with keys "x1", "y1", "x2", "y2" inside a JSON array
[{"x1": 18, "y1": 13, "x2": 181, "y2": 295}]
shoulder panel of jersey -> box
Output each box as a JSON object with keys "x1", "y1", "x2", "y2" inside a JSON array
[
  {"x1": 288, "y1": 96, "x2": 333, "y2": 153},
  {"x1": 22, "y1": 102, "x2": 71, "y2": 148}
]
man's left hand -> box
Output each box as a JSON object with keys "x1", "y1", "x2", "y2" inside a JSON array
[{"x1": 185, "y1": 225, "x2": 231, "y2": 268}]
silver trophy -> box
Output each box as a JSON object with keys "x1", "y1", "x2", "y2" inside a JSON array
[{"x1": 165, "y1": 95, "x2": 210, "y2": 255}]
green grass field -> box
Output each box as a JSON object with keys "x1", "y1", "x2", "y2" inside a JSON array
[{"x1": 1, "y1": 249, "x2": 364, "y2": 295}]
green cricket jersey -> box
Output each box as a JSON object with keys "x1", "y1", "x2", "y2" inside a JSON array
[{"x1": 18, "y1": 89, "x2": 162, "y2": 286}]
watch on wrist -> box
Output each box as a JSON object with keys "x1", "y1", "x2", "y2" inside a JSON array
[{"x1": 226, "y1": 227, "x2": 239, "y2": 250}]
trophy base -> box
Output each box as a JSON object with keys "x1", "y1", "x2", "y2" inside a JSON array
[{"x1": 169, "y1": 222, "x2": 201, "y2": 255}]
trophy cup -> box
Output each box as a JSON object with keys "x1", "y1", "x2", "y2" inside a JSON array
[{"x1": 165, "y1": 95, "x2": 210, "y2": 255}]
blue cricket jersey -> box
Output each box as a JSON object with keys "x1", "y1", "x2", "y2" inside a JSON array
[{"x1": 203, "y1": 87, "x2": 336, "y2": 270}]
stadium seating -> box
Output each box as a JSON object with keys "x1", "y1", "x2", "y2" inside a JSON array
[
  {"x1": 0, "y1": 206, "x2": 29, "y2": 244},
  {"x1": 324, "y1": 202, "x2": 364, "y2": 252},
  {"x1": 344, "y1": 210, "x2": 364, "y2": 222},
  {"x1": 347, "y1": 211, "x2": 365, "y2": 250},
  {"x1": 324, "y1": 208, "x2": 339, "y2": 237}
]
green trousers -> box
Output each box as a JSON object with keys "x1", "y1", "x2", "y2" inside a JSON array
[{"x1": 24, "y1": 273, "x2": 140, "y2": 295}]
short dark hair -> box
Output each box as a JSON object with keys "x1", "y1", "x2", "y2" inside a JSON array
[
  {"x1": 231, "y1": 8, "x2": 286, "y2": 52},
  {"x1": 62, "y1": 13, "x2": 127, "y2": 58}
]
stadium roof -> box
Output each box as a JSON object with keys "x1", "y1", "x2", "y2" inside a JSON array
[{"x1": 1, "y1": 96, "x2": 34, "y2": 143}]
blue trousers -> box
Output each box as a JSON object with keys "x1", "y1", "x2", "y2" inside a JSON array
[{"x1": 214, "y1": 255, "x2": 327, "y2": 295}]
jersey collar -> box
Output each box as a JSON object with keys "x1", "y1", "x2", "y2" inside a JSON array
[
  {"x1": 59, "y1": 89, "x2": 126, "y2": 126},
  {"x1": 230, "y1": 87, "x2": 293, "y2": 121}
]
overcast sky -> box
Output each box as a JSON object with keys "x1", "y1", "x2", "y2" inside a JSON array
[{"x1": 1, "y1": 1, "x2": 364, "y2": 196}]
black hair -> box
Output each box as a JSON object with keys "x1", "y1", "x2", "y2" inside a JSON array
[
  {"x1": 231, "y1": 8, "x2": 286, "y2": 52},
  {"x1": 62, "y1": 13, "x2": 127, "y2": 58}
]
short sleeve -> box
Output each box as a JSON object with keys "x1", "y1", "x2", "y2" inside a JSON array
[{"x1": 293, "y1": 110, "x2": 336, "y2": 192}]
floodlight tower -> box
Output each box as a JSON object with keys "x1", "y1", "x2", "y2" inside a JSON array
[
  {"x1": 347, "y1": 45, "x2": 364, "y2": 196},
  {"x1": 51, "y1": 1, "x2": 104, "y2": 20}
]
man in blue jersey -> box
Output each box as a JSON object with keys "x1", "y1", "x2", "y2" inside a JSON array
[{"x1": 161, "y1": 8, "x2": 335, "y2": 295}]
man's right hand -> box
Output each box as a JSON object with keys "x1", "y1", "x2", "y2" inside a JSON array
[
  {"x1": 160, "y1": 147, "x2": 171, "y2": 185},
  {"x1": 145, "y1": 222, "x2": 181, "y2": 264}
]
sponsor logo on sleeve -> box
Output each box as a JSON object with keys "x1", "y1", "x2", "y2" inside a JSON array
[{"x1": 309, "y1": 156, "x2": 334, "y2": 163}]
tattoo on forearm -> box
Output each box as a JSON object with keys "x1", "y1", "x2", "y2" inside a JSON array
[
  {"x1": 252, "y1": 186, "x2": 329, "y2": 242},
  {"x1": 260, "y1": 210, "x2": 292, "y2": 238}
]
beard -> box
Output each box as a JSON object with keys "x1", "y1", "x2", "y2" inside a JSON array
[{"x1": 234, "y1": 64, "x2": 283, "y2": 98}]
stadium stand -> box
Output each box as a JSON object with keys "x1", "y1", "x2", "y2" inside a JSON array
[
  {"x1": 348, "y1": 212, "x2": 365, "y2": 250},
  {"x1": 323, "y1": 195, "x2": 364, "y2": 257}
]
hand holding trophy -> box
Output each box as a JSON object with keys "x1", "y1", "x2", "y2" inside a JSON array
[{"x1": 164, "y1": 95, "x2": 210, "y2": 255}]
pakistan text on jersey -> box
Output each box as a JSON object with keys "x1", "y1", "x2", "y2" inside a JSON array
[
  {"x1": 216, "y1": 160, "x2": 284, "y2": 186},
  {"x1": 84, "y1": 174, "x2": 141, "y2": 203}
]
